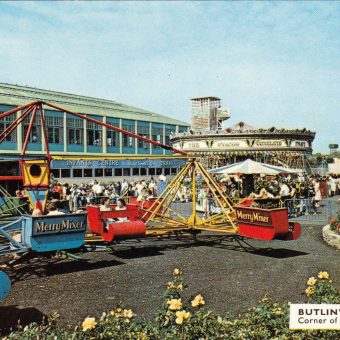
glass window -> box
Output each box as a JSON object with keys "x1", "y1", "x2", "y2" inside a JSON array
[
  {"x1": 140, "y1": 168, "x2": 147, "y2": 176},
  {"x1": 115, "y1": 168, "x2": 122, "y2": 176},
  {"x1": 84, "y1": 169, "x2": 93, "y2": 177},
  {"x1": 165, "y1": 125, "x2": 176, "y2": 145},
  {"x1": 171, "y1": 168, "x2": 177, "y2": 175},
  {"x1": 132, "y1": 168, "x2": 139, "y2": 176},
  {"x1": 137, "y1": 122, "x2": 150, "y2": 149},
  {"x1": 152, "y1": 125, "x2": 163, "y2": 148},
  {"x1": 95, "y1": 168, "x2": 103, "y2": 177},
  {"x1": 61, "y1": 169, "x2": 71, "y2": 178},
  {"x1": 123, "y1": 168, "x2": 130, "y2": 176},
  {"x1": 122, "y1": 123, "x2": 135, "y2": 148},
  {"x1": 67, "y1": 117, "x2": 83, "y2": 145},
  {"x1": 22, "y1": 115, "x2": 41, "y2": 143},
  {"x1": 104, "y1": 168, "x2": 113, "y2": 176},
  {"x1": 149, "y1": 168, "x2": 155, "y2": 175},
  {"x1": 107, "y1": 120, "x2": 119, "y2": 147},
  {"x1": 87, "y1": 121, "x2": 102, "y2": 146},
  {"x1": 164, "y1": 168, "x2": 171, "y2": 175},
  {"x1": 0, "y1": 113, "x2": 17, "y2": 142},
  {"x1": 51, "y1": 169, "x2": 60, "y2": 178},
  {"x1": 73, "y1": 169, "x2": 83, "y2": 177},
  {"x1": 179, "y1": 126, "x2": 188, "y2": 133},
  {"x1": 45, "y1": 116, "x2": 63, "y2": 144},
  {"x1": 107, "y1": 130, "x2": 119, "y2": 147},
  {"x1": 156, "y1": 168, "x2": 163, "y2": 175}
]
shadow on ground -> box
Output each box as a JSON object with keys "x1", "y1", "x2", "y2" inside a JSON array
[
  {"x1": 0, "y1": 306, "x2": 46, "y2": 336},
  {"x1": 110, "y1": 235, "x2": 309, "y2": 259},
  {"x1": 4, "y1": 235, "x2": 309, "y2": 283},
  {"x1": 7, "y1": 258, "x2": 125, "y2": 283}
]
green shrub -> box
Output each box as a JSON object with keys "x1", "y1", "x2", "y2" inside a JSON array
[{"x1": 3, "y1": 269, "x2": 339, "y2": 339}]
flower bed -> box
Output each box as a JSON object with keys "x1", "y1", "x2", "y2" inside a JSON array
[
  {"x1": 329, "y1": 209, "x2": 340, "y2": 234},
  {"x1": 323, "y1": 224, "x2": 340, "y2": 250},
  {"x1": 3, "y1": 269, "x2": 339, "y2": 339}
]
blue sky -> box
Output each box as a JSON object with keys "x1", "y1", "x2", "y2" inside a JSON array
[{"x1": 0, "y1": 1, "x2": 339, "y2": 152}]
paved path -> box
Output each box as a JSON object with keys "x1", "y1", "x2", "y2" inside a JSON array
[{"x1": 1, "y1": 222, "x2": 339, "y2": 333}]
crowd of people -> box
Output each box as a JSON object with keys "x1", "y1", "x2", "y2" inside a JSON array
[
  {"x1": 15, "y1": 171, "x2": 340, "y2": 218},
  {"x1": 216, "y1": 172, "x2": 340, "y2": 215},
  {"x1": 36, "y1": 175, "x2": 168, "y2": 214},
  {"x1": 172, "y1": 172, "x2": 340, "y2": 217}
]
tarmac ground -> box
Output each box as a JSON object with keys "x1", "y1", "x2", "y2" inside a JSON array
[{"x1": 0, "y1": 219, "x2": 339, "y2": 334}]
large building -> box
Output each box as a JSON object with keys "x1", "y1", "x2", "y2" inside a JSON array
[
  {"x1": 0, "y1": 83, "x2": 189, "y2": 184},
  {"x1": 171, "y1": 96, "x2": 315, "y2": 169}
]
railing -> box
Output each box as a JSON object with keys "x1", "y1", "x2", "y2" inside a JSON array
[
  {"x1": 308, "y1": 167, "x2": 328, "y2": 176},
  {"x1": 284, "y1": 198, "x2": 338, "y2": 222}
]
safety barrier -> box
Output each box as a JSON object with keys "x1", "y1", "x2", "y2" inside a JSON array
[{"x1": 284, "y1": 198, "x2": 338, "y2": 222}]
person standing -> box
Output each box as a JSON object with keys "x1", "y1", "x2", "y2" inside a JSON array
[
  {"x1": 121, "y1": 179, "x2": 128, "y2": 195},
  {"x1": 148, "y1": 179, "x2": 157, "y2": 197},
  {"x1": 92, "y1": 180, "x2": 104, "y2": 203},
  {"x1": 157, "y1": 174, "x2": 167, "y2": 196},
  {"x1": 69, "y1": 184, "x2": 80, "y2": 212},
  {"x1": 330, "y1": 175, "x2": 337, "y2": 197},
  {"x1": 314, "y1": 179, "x2": 322, "y2": 210}
]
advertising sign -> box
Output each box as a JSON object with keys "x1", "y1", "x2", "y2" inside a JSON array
[
  {"x1": 51, "y1": 158, "x2": 187, "y2": 169},
  {"x1": 235, "y1": 207, "x2": 273, "y2": 226},
  {"x1": 32, "y1": 214, "x2": 87, "y2": 236}
]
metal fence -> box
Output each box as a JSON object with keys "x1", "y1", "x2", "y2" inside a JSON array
[
  {"x1": 308, "y1": 167, "x2": 329, "y2": 176},
  {"x1": 284, "y1": 198, "x2": 339, "y2": 222}
]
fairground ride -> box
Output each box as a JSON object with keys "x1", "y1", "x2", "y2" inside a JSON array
[{"x1": 0, "y1": 101, "x2": 301, "y2": 301}]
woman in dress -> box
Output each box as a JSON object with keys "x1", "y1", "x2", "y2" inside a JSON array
[{"x1": 314, "y1": 179, "x2": 322, "y2": 212}]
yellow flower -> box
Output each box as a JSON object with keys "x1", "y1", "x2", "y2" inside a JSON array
[
  {"x1": 273, "y1": 308, "x2": 283, "y2": 315},
  {"x1": 123, "y1": 309, "x2": 134, "y2": 319},
  {"x1": 100, "y1": 311, "x2": 107, "y2": 321},
  {"x1": 175, "y1": 317, "x2": 184, "y2": 325},
  {"x1": 305, "y1": 286, "x2": 314, "y2": 297},
  {"x1": 167, "y1": 298, "x2": 182, "y2": 310},
  {"x1": 82, "y1": 317, "x2": 97, "y2": 331},
  {"x1": 167, "y1": 281, "x2": 176, "y2": 289},
  {"x1": 175, "y1": 310, "x2": 191, "y2": 324},
  {"x1": 168, "y1": 281, "x2": 183, "y2": 290},
  {"x1": 307, "y1": 277, "x2": 317, "y2": 286},
  {"x1": 318, "y1": 271, "x2": 329, "y2": 280},
  {"x1": 191, "y1": 294, "x2": 205, "y2": 307},
  {"x1": 173, "y1": 268, "x2": 181, "y2": 276},
  {"x1": 176, "y1": 310, "x2": 191, "y2": 319}
]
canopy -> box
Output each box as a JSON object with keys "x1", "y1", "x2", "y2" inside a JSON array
[{"x1": 209, "y1": 159, "x2": 302, "y2": 175}]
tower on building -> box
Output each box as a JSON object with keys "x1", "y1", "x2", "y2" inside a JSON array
[{"x1": 190, "y1": 96, "x2": 230, "y2": 132}]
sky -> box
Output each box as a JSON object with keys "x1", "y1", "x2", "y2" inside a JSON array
[{"x1": 0, "y1": 1, "x2": 339, "y2": 153}]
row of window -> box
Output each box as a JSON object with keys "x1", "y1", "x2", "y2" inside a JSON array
[
  {"x1": 0, "y1": 111, "x2": 187, "y2": 149},
  {"x1": 51, "y1": 167, "x2": 179, "y2": 178},
  {"x1": 0, "y1": 115, "x2": 17, "y2": 142}
]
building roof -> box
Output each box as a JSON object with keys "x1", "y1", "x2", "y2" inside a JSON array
[
  {"x1": 228, "y1": 122, "x2": 257, "y2": 132},
  {"x1": 0, "y1": 82, "x2": 189, "y2": 126},
  {"x1": 190, "y1": 96, "x2": 221, "y2": 101}
]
